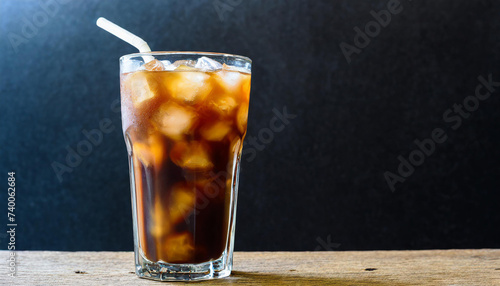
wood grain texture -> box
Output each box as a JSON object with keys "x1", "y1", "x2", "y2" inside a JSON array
[{"x1": 1, "y1": 250, "x2": 499, "y2": 285}]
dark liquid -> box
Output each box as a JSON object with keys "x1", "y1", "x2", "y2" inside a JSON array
[{"x1": 130, "y1": 133, "x2": 240, "y2": 264}]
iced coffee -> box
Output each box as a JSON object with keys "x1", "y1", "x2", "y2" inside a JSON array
[{"x1": 120, "y1": 52, "x2": 251, "y2": 281}]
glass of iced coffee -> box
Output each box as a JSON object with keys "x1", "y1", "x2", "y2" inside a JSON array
[{"x1": 119, "y1": 52, "x2": 251, "y2": 281}]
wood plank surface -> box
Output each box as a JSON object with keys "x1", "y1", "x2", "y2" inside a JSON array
[{"x1": 1, "y1": 250, "x2": 499, "y2": 285}]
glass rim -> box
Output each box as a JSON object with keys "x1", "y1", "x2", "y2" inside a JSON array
[{"x1": 120, "y1": 51, "x2": 252, "y2": 63}]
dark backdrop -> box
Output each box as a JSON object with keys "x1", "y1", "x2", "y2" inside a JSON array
[{"x1": 1, "y1": 0, "x2": 500, "y2": 251}]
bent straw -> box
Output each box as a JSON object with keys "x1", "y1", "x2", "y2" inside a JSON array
[{"x1": 96, "y1": 17, "x2": 154, "y2": 62}]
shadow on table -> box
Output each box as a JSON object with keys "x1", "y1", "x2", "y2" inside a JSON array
[{"x1": 216, "y1": 271, "x2": 407, "y2": 285}]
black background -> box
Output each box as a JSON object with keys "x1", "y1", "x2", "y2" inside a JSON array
[{"x1": 1, "y1": 0, "x2": 499, "y2": 251}]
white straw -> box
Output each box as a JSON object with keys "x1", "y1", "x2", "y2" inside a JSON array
[{"x1": 96, "y1": 17, "x2": 154, "y2": 62}]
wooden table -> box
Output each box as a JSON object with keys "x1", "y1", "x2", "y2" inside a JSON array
[{"x1": 1, "y1": 250, "x2": 499, "y2": 285}]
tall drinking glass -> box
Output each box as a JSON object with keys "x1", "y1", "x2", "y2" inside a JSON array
[{"x1": 119, "y1": 52, "x2": 251, "y2": 281}]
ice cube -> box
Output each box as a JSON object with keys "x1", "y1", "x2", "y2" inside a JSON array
[
  {"x1": 124, "y1": 72, "x2": 159, "y2": 108},
  {"x1": 150, "y1": 197, "x2": 171, "y2": 238},
  {"x1": 236, "y1": 104, "x2": 249, "y2": 133},
  {"x1": 200, "y1": 121, "x2": 232, "y2": 141},
  {"x1": 153, "y1": 103, "x2": 197, "y2": 140},
  {"x1": 164, "y1": 60, "x2": 197, "y2": 71},
  {"x1": 150, "y1": 183, "x2": 195, "y2": 240},
  {"x1": 161, "y1": 232, "x2": 195, "y2": 262},
  {"x1": 161, "y1": 60, "x2": 172, "y2": 67},
  {"x1": 195, "y1": 56, "x2": 223, "y2": 71},
  {"x1": 215, "y1": 68, "x2": 251, "y2": 102},
  {"x1": 169, "y1": 183, "x2": 196, "y2": 223},
  {"x1": 222, "y1": 63, "x2": 251, "y2": 73},
  {"x1": 215, "y1": 70, "x2": 244, "y2": 92},
  {"x1": 163, "y1": 71, "x2": 213, "y2": 104},
  {"x1": 133, "y1": 142, "x2": 152, "y2": 165},
  {"x1": 241, "y1": 74, "x2": 251, "y2": 102},
  {"x1": 142, "y1": 59, "x2": 164, "y2": 71},
  {"x1": 133, "y1": 134, "x2": 165, "y2": 168},
  {"x1": 209, "y1": 95, "x2": 237, "y2": 117},
  {"x1": 170, "y1": 141, "x2": 213, "y2": 171}
]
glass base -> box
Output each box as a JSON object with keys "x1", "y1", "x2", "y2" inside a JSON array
[{"x1": 135, "y1": 251, "x2": 232, "y2": 281}]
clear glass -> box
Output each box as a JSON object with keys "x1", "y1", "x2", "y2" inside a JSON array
[{"x1": 119, "y1": 52, "x2": 251, "y2": 281}]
